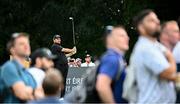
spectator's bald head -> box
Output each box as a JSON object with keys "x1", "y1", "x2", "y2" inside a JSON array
[{"x1": 42, "y1": 69, "x2": 63, "y2": 96}]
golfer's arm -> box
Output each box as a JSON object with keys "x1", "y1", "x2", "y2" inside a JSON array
[
  {"x1": 66, "y1": 53, "x2": 74, "y2": 57},
  {"x1": 96, "y1": 74, "x2": 115, "y2": 103},
  {"x1": 62, "y1": 48, "x2": 73, "y2": 53}
]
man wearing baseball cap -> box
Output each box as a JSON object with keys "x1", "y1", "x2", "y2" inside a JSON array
[
  {"x1": 81, "y1": 54, "x2": 95, "y2": 67},
  {"x1": 28, "y1": 48, "x2": 56, "y2": 98},
  {"x1": 51, "y1": 34, "x2": 76, "y2": 97}
]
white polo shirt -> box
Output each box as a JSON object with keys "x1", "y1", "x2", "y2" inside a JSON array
[
  {"x1": 81, "y1": 62, "x2": 95, "y2": 67},
  {"x1": 28, "y1": 67, "x2": 45, "y2": 87}
]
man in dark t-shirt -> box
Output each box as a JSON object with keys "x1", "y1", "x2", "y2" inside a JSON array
[{"x1": 51, "y1": 34, "x2": 76, "y2": 97}]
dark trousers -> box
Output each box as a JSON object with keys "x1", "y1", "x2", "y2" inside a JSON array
[{"x1": 54, "y1": 63, "x2": 69, "y2": 97}]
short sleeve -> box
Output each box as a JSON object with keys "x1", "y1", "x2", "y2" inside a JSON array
[
  {"x1": 51, "y1": 45, "x2": 63, "y2": 53},
  {"x1": 28, "y1": 69, "x2": 45, "y2": 87},
  {"x1": 143, "y1": 50, "x2": 170, "y2": 75},
  {"x1": 2, "y1": 63, "x2": 22, "y2": 87},
  {"x1": 58, "y1": 46, "x2": 63, "y2": 51},
  {"x1": 98, "y1": 56, "x2": 119, "y2": 80}
]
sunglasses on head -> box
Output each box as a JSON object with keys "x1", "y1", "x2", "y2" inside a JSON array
[
  {"x1": 11, "y1": 32, "x2": 29, "y2": 40},
  {"x1": 105, "y1": 25, "x2": 114, "y2": 36},
  {"x1": 11, "y1": 33, "x2": 20, "y2": 39}
]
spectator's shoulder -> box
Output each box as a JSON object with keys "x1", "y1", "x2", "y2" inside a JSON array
[
  {"x1": 1, "y1": 61, "x2": 15, "y2": 71},
  {"x1": 81, "y1": 63, "x2": 87, "y2": 67},
  {"x1": 101, "y1": 53, "x2": 117, "y2": 63}
]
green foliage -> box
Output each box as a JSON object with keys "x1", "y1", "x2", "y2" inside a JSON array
[{"x1": 0, "y1": 0, "x2": 173, "y2": 64}]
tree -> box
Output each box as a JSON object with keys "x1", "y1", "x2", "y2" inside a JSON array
[{"x1": 0, "y1": 0, "x2": 178, "y2": 64}]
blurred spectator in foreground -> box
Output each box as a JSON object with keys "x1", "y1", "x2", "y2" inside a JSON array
[
  {"x1": 160, "y1": 20, "x2": 180, "y2": 103},
  {"x1": 160, "y1": 20, "x2": 180, "y2": 70},
  {"x1": 96, "y1": 25, "x2": 129, "y2": 103},
  {"x1": 51, "y1": 34, "x2": 76, "y2": 97},
  {"x1": 0, "y1": 33, "x2": 37, "y2": 103},
  {"x1": 81, "y1": 54, "x2": 95, "y2": 67},
  {"x1": 129, "y1": 9, "x2": 177, "y2": 103},
  {"x1": 160, "y1": 21, "x2": 180, "y2": 51},
  {"x1": 28, "y1": 48, "x2": 56, "y2": 99},
  {"x1": 28, "y1": 69, "x2": 64, "y2": 104}
]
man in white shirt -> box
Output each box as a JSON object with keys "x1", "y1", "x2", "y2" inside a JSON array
[
  {"x1": 130, "y1": 9, "x2": 177, "y2": 103},
  {"x1": 160, "y1": 20, "x2": 180, "y2": 71},
  {"x1": 160, "y1": 20, "x2": 180, "y2": 103},
  {"x1": 81, "y1": 54, "x2": 95, "y2": 67},
  {"x1": 28, "y1": 48, "x2": 56, "y2": 98}
]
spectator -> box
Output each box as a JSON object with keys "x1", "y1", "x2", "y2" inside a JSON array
[
  {"x1": 28, "y1": 48, "x2": 56, "y2": 98},
  {"x1": 81, "y1": 54, "x2": 95, "y2": 67},
  {"x1": 68, "y1": 58, "x2": 76, "y2": 67},
  {"x1": 96, "y1": 25, "x2": 129, "y2": 103},
  {"x1": 51, "y1": 34, "x2": 76, "y2": 97},
  {"x1": 160, "y1": 20, "x2": 180, "y2": 70},
  {"x1": 28, "y1": 69, "x2": 64, "y2": 103},
  {"x1": 160, "y1": 21, "x2": 180, "y2": 51},
  {"x1": 130, "y1": 9, "x2": 177, "y2": 103},
  {"x1": 75, "y1": 58, "x2": 82, "y2": 67},
  {"x1": 1, "y1": 33, "x2": 37, "y2": 103},
  {"x1": 160, "y1": 20, "x2": 180, "y2": 103}
]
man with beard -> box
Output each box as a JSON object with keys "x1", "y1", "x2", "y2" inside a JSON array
[
  {"x1": 51, "y1": 35, "x2": 76, "y2": 97},
  {"x1": 28, "y1": 48, "x2": 56, "y2": 98},
  {"x1": 129, "y1": 9, "x2": 177, "y2": 103}
]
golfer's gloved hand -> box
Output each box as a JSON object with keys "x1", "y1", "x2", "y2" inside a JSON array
[
  {"x1": 73, "y1": 46, "x2": 76, "y2": 51},
  {"x1": 72, "y1": 46, "x2": 77, "y2": 54}
]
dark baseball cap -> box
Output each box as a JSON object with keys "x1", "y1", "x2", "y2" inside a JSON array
[
  {"x1": 53, "y1": 34, "x2": 61, "y2": 40},
  {"x1": 31, "y1": 48, "x2": 57, "y2": 60}
]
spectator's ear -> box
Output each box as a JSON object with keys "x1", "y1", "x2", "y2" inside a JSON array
[
  {"x1": 10, "y1": 47, "x2": 15, "y2": 55},
  {"x1": 60, "y1": 83, "x2": 64, "y2": 92}
]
